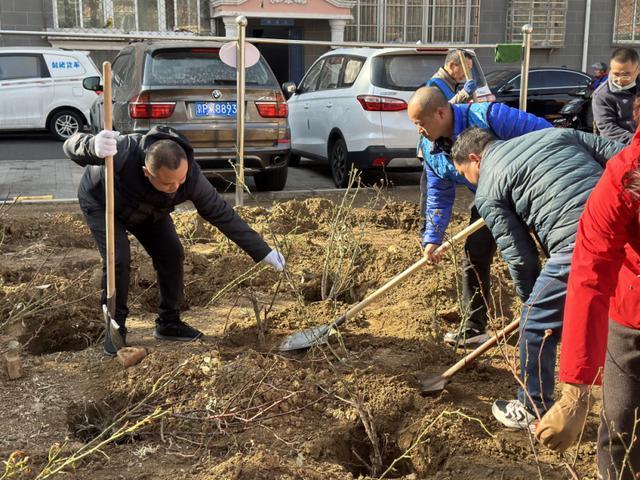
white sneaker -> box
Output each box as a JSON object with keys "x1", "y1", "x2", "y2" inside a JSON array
[
  {"x1": 492, "y1": 399, "x2": 537, "y2": 430},
  {"x1": 443, "y1": 327, "x2": 490, "y2": 348}
]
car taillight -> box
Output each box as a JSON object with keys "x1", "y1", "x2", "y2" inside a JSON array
[
  {"x1": 372, "y1": 156, "x2": 390, "y2": 167},
  {"x1": 255, "y1": 101, "x2": 288, "y2": 118},
  {"x1": 128, "y1": 93, "x2": 176, "y2": 119},
  {"x1": 357, "y1": 95, "x2": 407, "y2": 112}
]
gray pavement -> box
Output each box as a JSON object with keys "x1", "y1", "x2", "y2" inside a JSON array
[{"x1": 0, "y1": 132, "x2": 421, "y2": 201}]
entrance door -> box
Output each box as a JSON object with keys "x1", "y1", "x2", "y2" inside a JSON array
[{"x1": 250, "y1": 20, "x2": 305, "y2": 86}]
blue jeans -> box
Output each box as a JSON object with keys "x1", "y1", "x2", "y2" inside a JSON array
[{"x1": 517, "y1": 244, "x2": 574, "y2": 415}]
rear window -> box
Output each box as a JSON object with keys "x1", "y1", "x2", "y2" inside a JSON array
[
  {"x1": 371, "y1": 54, "x2": 443, "y2": 90},
  {"x1": 144, "y1": 48, "x2": 276, "y2": 88}
]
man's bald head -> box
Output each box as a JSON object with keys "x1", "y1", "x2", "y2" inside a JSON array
[
  {"x1": 408, "y1": 87, "x2": 449, "y2": 117},
  {"x1": 407, "y1": 87, "x2": 454, "y2": 141}
]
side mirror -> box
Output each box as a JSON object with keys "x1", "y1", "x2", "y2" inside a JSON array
[
  {"x1": 498, "y1": 83, "x2": 514, "y2": 94},
  {"x1": 83, "y1": 76, "x2": 102, "y2": 92},
  {"x1": 282, "y1": 81, "x2": 297, "y2": 99}
]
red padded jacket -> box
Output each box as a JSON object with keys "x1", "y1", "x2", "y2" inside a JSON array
[{"x1": 559, "y1": 130, "x2": 640, "y2": 385}]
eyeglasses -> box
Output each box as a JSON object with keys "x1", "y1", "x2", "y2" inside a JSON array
[{"x1": 610, "y1": 69, "x2": 638, "y2": 80}]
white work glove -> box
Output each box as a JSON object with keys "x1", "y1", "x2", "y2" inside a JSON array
[
  {"x1": 261, "y1": 249, "x2": 286, "y2": 272},
  {"x1": 94, "y1": 129, "x2": 119, "y2": 158}
]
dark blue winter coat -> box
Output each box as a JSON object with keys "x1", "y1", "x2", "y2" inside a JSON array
[
  {"x1": 475, "y1": 129, "x2": 623, "y2": 301},
  {"x1": 419, "y1": 102, "x2": 552, "y2": 246}
]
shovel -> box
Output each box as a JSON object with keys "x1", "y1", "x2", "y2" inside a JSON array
[
  {"x1": 458, "y1": 49, "x2": 478, "y2": 103},
  {"x1": 419, "y1": 317, "x2": 520, "y2": 394},
  {"x1": 101, "y1": 62, "x2": 125, "y2": 352},
  {"x1": 279, "y1": 218, "x2": 486, "y2": 351}
]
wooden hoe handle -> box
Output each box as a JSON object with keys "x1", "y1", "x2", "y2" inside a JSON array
[{"x1": 102, "y1": 62, "x2": 116, "y2": 314}]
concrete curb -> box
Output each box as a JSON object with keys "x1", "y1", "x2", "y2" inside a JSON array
[{"x1": 1, "y1": 185, "x2": 420, "y2": 206}]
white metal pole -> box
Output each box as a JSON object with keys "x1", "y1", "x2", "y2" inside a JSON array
[
  {"x1": 581, "y1": 0, "x2": 592, "y2": 72},
  {"x1": 235, "y1": 15, "x2": 247, "y2": 207},
  {"x1": 519, "y1": 23, "x2": 533, "y2": 112}
]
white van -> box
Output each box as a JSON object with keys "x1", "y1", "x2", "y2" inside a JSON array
[{"x1": 0, "y1": 47, "x2": 101, "y2": 140}]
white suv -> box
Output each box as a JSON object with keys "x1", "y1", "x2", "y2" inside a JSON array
[
  {"x1": 0, "y1": 48, "x2": 101, "y2": 140},
  {"x1": 285, "y1": 47, "x2": 492, "y2": 187}
]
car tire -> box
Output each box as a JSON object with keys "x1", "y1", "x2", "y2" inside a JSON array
[
  {"x1": 288, "y1": 153, "x2": 301, "y2": 167},
  {"x1": 329, "y1": 137, "x2": 354, "y2": 188},
  {"x1": 254, "y1": 166, "x2": 288, "y2": 191},
  {"x1": 49, "y1": 110, "x2": 83, "y2": 141}
]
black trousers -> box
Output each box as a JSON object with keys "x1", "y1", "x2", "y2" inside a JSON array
[
  {"x1": 461, "y1": 206, "x2": 496, "y2": 331},
  {"x1": 420, "y1": 171, "x2": 496, "y2": 331},
  {"x1": 598, "y1": 320, "x2": 640, "y2": 479},
  {"x1": 83, "y1": 208, "x2": 184, "y2": 327}
]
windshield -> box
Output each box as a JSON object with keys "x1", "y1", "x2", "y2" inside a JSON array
[
  {"x1": 485, "y1": 70, "x2": 515, "y2": 89},
  {"x1": 145, "y1": 48, "x2": 276, "y2": 87}
]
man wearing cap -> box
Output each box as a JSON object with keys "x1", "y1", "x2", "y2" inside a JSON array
[{"x1": 591, "y1": 61, "x2": 609, "y2": 90}]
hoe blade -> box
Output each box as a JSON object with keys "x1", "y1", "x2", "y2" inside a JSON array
[{"x1": 278, "y1": 324, "x2": 333, "y2": 352}]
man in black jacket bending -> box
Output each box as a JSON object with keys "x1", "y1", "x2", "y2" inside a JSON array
[{"x1": 64, "y1": 126, "x2": 285, "y2": 355}]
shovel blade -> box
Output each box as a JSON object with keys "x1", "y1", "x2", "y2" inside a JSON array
[
  {"x1": 419, "y1": 374, "x2": 449, "y2": 395},
  {"x1": 278, "y1": 324, "x2": 332, "y2": 352},
  {"x1": 102, "y1": 304, "x2": 126, "y2": 351}
]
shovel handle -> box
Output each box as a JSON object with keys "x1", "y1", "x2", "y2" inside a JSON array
[
  {"x1": 458, "y1": 50, "x2": 478, "y2": 103},
  {"x1": 103, "y1": 62, "x2": 116, "y2": 314},
  {"x1": 332, "y1": 218, "x2": 486, "y2": 328},
  {"x1": 441, "y1": 317, "x2": 520, "y2": 380}
]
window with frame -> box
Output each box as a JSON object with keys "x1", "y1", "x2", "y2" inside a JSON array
[
  {"x1": 298, "y1": 60, "x2": 324, "y2": 94},
  {"x1": 506, "y1": 0, "x2": 568, "y2": 48},
  {"x1": 614, "y1": 0, "x2": 640, "y2": 43},
  {"x1": 340, "y1": 57, "x2": 365, "y2": 87},
  {"x1": 54, "y1": 0, "x2": 202, "y2": 32},
  {"x1": 0, "y1": 55, "x2": 46, "y2": 81},
  {"x1": 345, "y1": 0, "x2": 480, "y2": 44},
  {"x1": 317, "y1": 56, "x2": 345, "y2": 91},
  {"x1": 545, "y1": 71, "x2": 590, "y2": 88},
  {"x1": 111, "y1": 54, "x2": 134, "y2": 93}
]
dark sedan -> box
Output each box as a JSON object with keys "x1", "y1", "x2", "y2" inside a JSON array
[{"x1": 486, "y1": 68, "x2": 592, "y2": 121}]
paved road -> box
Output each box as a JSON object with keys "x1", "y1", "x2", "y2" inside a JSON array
[{"x1": 0, "y1": 132, "x2": 421, "y2": 201}]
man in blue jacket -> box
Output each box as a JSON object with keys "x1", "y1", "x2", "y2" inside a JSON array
[
  {"x1": 407, "y1": 87, "x2": 551, "y2": 348},
  {"x1": 417, "y1": 50, "x2": 476, "y2": 228},
  {"x1": 450, "y1": 127, "x2": 623, "y2": 430}
]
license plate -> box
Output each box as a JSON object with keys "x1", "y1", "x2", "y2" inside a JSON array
[{"x1": 194, "y1": 101, "x2": 237, "y2": 117}]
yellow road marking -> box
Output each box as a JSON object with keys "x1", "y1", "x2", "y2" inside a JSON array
[{"x1": 10, "y1": 195, "x2": 55, "y2": 202}]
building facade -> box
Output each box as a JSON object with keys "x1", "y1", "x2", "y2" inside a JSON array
[{"x1": 0, "y1": 0, "x2": 636, "y2": 83}]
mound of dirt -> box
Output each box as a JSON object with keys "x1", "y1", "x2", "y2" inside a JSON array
[{"x1": 0, "y1": 195, "x2": 600, "y2": 480}]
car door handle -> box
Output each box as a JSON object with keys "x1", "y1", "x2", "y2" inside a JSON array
[
  {"x1": 303, "y1": 103, "x2": 310, "y2": 109},
  {"x1": 326, "y1": 102, "x2": 333, "y2": 108}
]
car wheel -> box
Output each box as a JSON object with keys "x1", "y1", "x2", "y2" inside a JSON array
[
  {"x1": 49, "y1": 110, "x2": 83, "y2": 141},
  {"x1": 254, "y1": 166, "x2": 288, "y2": 191},
  {"x1": 329, "y1": 138, "x2": 354, "y2": 188},
  {"x1": 288, "y1": 153, "x2": 301, "y2": 167}
]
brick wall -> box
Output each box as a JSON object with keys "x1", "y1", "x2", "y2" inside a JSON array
[
  {"x1": 0, "y1": 0, "x2": 52, "y2": 47},
  {"x1": 476, "y1": 0, "x2": 617, "y2": 74}
]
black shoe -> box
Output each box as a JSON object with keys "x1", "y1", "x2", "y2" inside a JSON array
[
  {"x1": 154, "y1": 319, "x2": 203, "y2": 342},
  {"x1": 104, "y1": 324, "x2": 128, "y2": 356}
]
